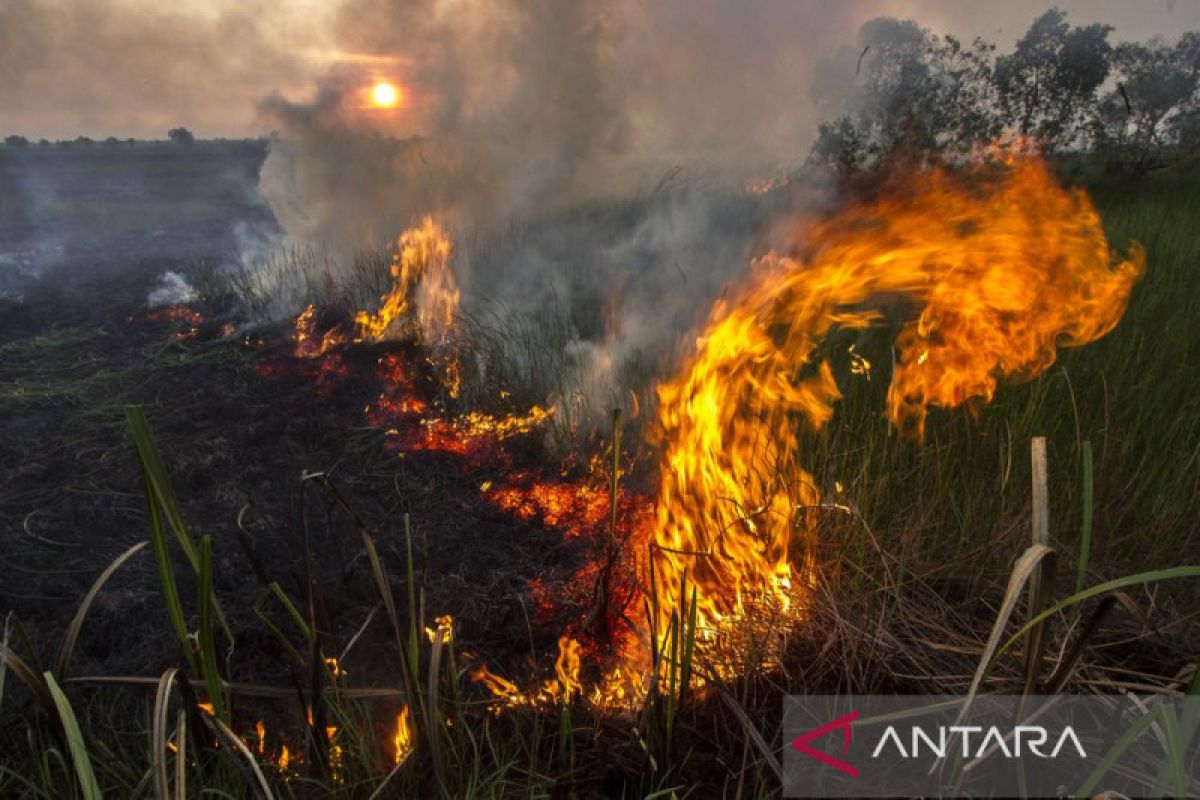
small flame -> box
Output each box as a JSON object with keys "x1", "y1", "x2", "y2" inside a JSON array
[
  {"x1": 394, "y1": 706, "x2": 415, "y2": 765},
  {"x1": 293, "y1": 304, "x2": 346, "y2": 358},
  {"x1": 470, "y1": 635, "x2": 587, "y2": 710},
  {"x1": 553, "y1": 635, "x2": 582, "y2": 702},
  {"x1": 424, "y1": 614, "x2": 454, "y2": 644}
]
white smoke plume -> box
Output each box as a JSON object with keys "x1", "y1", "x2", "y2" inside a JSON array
[{"x1": 147, "y1": 270, "x2": 198, "y2": 307}]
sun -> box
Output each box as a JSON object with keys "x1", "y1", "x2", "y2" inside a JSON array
[{"x1": 370, "y1": 81, "x2": 401, "y2": 109}]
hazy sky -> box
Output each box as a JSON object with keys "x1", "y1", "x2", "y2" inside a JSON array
[{"x1": 2, "y1": 0, "x2": 1198, "y2": 141}]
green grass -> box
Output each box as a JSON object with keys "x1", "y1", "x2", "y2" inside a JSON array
[{"x1": 802, "y1": 164, "x2": 1200, "y2": 590}]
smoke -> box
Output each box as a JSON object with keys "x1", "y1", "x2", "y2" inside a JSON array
[
  {"x1": 250, "y1": 0, "x2": 875, "y2": 417},
  {"x1": 257, "y1": 0, "x2": 629, "y2": 247},
  {"x1": 147, "y1": 271, "x2": 198, "y2": 307}
]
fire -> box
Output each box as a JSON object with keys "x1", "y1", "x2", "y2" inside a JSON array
[
  {"x1": 553, "y1": 635, "x2": 582, "y2": 702},
  {"x1": 355, "y1": 216, "x2": 463, "y2": 396},
  {"x1": 393, "y1": 706, "x2": 414, "y2": 765},
  {"x1": 646, "y1": 148, "x2": 1143, "y2": 674},
  {"x1": 355, "y1": 216, "x2": 456, "y2": 343},
  {"x1": 424, "y1": 614, "x2": 454, "y2": 644},
  {"x1": 471, "y1": 635, "x2": 586, "y2": 710},
  {"x1": 235, "y1": 147, "x2": 1141, "y2": 717},
  {"x1": 146, "y1": 304, "x2": 204, "y2": 325},
  {"x1": 411, "y1": 406, "x2": 554, "y2": 454},
  {"x1": 293, "y1": 304, "x2": 346, "y2": 358}
]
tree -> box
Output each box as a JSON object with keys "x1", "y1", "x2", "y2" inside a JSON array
[
  {"x1": 994, "y1": 9, "x2": 1113, "y2": 150},
  {"x1": 167, "y1": 127, "x2": 195, "y2": 145},
  {"x1": 4, "y1": 135, "x2": 29, "y2": 147},
  {"x1": 808, "y1": 17, "x2": 999, "y2": 172},
  {"x1": 1090, "y1": 32, "x2": 1200, "y2": 173}
]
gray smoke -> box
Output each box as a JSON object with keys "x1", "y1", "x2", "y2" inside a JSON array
[
  {"x1": 250, "y1": 0, "x2": 865, "y2": 420},
  {"x1": 147, "y1": 270, "x2": 198, "y2": 308}
]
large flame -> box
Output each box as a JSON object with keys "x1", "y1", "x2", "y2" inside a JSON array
[{"x1": 647, "y1": 149, "x2": 1144, "y2": 670}]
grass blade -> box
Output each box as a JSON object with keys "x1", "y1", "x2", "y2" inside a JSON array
[
  {"x1": 963, "y1": 543, "x2": 1055, "y2": 709},
  {"x1": 43, "y1": 671, "x2": 102, "y2": 800},
  {"x1": 173, "y1": 709, "x2": 187, "y2": 800},
  {"x1": 201, "y1": 708, "x2": 274, "y2": 799},
  {"x1": 126, "y1": 405, "x2": 234, "y2": 645},
  {"x1": 152, "y1": 668, "x2": 179, "y2": 800},
  {"x1": 1075, "y1": 440, "x2": 1094, "y2": 599},
  {"x1": 54, "y1": 541, "x2": 148, "y2": 679},
  {"x1": 994, "y1": 565, "x2": 1200, "y2": 664},
  {"x1": 140, "y1": 459, "x2": 192, "y2": 669},
  {"x1": 197, "y1": 534, "x2": 227, "y2": 721},
  {"x1": 0, "y1": 642, "x2": 53, "y2": 712},
  {"x1": 1074, "y1": 704, "x2": 1159, "y2": 799}
]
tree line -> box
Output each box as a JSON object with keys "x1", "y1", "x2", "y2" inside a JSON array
[{"x1": 808, "y1": 8, "x2": 1200, "y2": 175}]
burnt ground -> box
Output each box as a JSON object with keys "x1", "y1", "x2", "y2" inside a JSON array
[{"x1": 0, "y1": 143, "x2": 604, "y2": 698}]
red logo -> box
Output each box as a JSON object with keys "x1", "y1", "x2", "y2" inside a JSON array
[{"x1": 790, "y1": 709, "x2": 859, "y2": 778}]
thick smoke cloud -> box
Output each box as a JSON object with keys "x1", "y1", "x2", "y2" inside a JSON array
[
  {"x1": 252, "y1": 0, "x2": 869, "y2": 414},
  {"x1": 258, "y1": 0, "x2": 630, "y2": 246}
]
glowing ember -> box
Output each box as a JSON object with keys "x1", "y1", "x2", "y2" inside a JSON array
[
  {"x1": 146, "y1": 304, "x2": 204, "y2": 325},
  {"x1": 410, "y1": 406, "x2": 554, "y2": 454},
  {"x1": 645, "y1": 146, "x2": 1143, "y2": 677}
]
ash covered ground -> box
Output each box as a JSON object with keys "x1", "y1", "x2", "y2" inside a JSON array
[{"x1": 0, "y1": 142, "x2": 603, "y2": 686}]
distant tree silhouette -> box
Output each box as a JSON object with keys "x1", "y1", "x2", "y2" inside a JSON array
[
  {"x1": 995, "y1": 9, "x2": 1114, "y2": 150},
  {"x1": 4, "y1": 135, "x2": 29, "y2": 147},
  {"x1": 167, "y1": 127, "x2": 195, "y2": 145}
]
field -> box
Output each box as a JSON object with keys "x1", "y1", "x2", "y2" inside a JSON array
[{"x1": 0, "y1": 142, "x2": 1197, "y2": 797}]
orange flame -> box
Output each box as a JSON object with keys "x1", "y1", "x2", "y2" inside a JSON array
[
  {"x1": 355, "y1": 217, "x2": 457, "y2": 342},
  {"x1": 553, "y1": 635, "x2": 582, "y2": 702},
  {"x1": 293, "y1": 304, "x2": 346, "y2": 358},
  {"x1": 394, "y1": 706, "x2": 415, "y2": 764},
  {"x1": 647, "y1": 148, "x2": 1143, "y2": 674},
  {"x1": 356, "y1": 216, "x2": 463, "y2": 396},
  {"x1": 470, "y1": 635, "x2": 587, "y2": 710}
]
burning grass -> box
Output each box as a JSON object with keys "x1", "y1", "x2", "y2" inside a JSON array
[{"x1": 1, "y1": 153, "x2": 1199, "y2": 797}]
